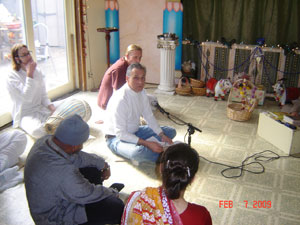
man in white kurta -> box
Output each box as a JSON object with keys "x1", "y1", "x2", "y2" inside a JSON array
[
  {"x1": 6, "y1": 44, "x2": 56, "y2": 139},
  {"x1": 103, "y1": 63, "x2": 176, "y2": 164}
]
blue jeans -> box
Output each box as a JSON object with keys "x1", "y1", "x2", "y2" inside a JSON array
[{"x1": 106, "y1": 126, "x2": 176, "y2": 163}]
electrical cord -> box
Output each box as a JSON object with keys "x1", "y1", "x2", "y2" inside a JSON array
[
  {"x1": 154, "y1": 102, "x2": 299, "y2": 178},
  {"x1": 198, "y1": 150, "x2": 299, "y2": 179}
]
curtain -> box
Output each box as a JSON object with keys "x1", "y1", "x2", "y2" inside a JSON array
[
  {"x1": 182, "y1": 0, "x2": 300, "y2": 62},
  {"x1": 182, "y1": 0, "x2": 299, "y2": 46}
]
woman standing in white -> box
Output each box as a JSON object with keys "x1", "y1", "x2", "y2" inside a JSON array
[{"x1": 6, "y1": 44, "x2": 56, "y2": 139}]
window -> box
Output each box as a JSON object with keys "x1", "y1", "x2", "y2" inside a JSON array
[{"x1": 0, "y1": 0, "x2": 76, "y2": 127}]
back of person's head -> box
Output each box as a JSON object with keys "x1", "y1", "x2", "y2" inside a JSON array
[
  {"x1": 125, "y1": 44, "x2": 142, "y2": 55},
  {"x1": 54, "y1": 114, "x2": 89, "y2": 146},
  {"x1": 160, "y1": 143, "x2": 199, "y2": 199},
  {"x1": 126, "y1": 63, "x2": 146, "y2": 77},
  {"x1": 11, "y1": 43, "x2": 27, "y2": 71}
]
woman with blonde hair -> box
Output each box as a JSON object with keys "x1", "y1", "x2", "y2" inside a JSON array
[
  {"x1": 121, "y1": 143, "x2": 212, "y2": 225},
  {"x1": 97, "y1": 44, "x2": 142, "y2": 111}
]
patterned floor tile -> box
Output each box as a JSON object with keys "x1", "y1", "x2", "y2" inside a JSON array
[
  {"x1": 277, "y1": 193, "x2": 300, "y2": 219},
  {"x1": 197, "y1": 177, "x2": 238, "y2": 200},
  {"x1": 1, "y1": 88, "x2": 300, "y2": 225},
  {"x1": 215, "y1": 146, "x2": 249, "y2": 162},
  {"x1": 222, "y1": 133, "x2": 252, "y2": 148},
  {"x1": 228, "y1": 208, "x2": 272, "y2": 225},
  {"x1": 280, "y1": 174, "x2": 300, "y2": 194}
]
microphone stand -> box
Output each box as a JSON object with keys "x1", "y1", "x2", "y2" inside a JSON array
[{"x1": 155, "y1": 103, "x2": 202, "y2": 146}]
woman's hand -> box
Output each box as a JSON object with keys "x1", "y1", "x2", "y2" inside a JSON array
[
  {"x1": 290, "y1": 111, "x2": 299, "y2": 117},
  {"x1": 26, "y1": 59, "x2": 37, "y2": 78},
  {"x1": 48, "y1": 104, "x2": 56, "y2": 114}
]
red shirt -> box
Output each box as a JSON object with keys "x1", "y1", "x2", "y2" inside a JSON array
[
  {"x1": 97, "y1": 57, "x2": 129, "y2": 109},
  {"x1": 180, "y1": 203, "x2": 212, "y2": 225}
]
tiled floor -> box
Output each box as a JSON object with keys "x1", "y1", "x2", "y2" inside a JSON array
[{"x1": 1, "y1": 87, "x2": 300, "y2": 225}]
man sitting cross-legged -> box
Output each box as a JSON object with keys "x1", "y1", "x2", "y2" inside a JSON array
[
  {"x1": 24, "y1": 114, "x2": 124, "y2": 225},
  {"x1": 103, "y1": 63, "x2": 177, "y2": 165}
]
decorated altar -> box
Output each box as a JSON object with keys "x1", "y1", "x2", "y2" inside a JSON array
[{"x1": 183, "y1": 40, "x2": 300, "y2": 97}]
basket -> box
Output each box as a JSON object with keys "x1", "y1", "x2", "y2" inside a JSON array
[
  {"x1": 192, "y1": 87, "x2": 206, "y2": 96},
  {"x1": 227, "y1": 103, "x2": 252, "y2": 121},
  {"x1": 226, "y1": 91, "x2": 257, "y2": 121},
  {"x1": 175, "y1": 77, "x2": 192, "y2": 95},
  {"x1": 190, "y1": 78, "x2": 205, "y2": 88}
]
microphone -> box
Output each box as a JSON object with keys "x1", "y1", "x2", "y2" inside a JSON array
[{"x1": 188, "y1": 123, "x2": 202, "y2": 133}]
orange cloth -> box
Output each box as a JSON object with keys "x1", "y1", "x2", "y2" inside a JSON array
[{"x1": 121, "y1": 187, "x2": 177, "y2": 225}]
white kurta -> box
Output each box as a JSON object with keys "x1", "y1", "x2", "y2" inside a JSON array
[
  {"x1": 6, "y1": 68, "x2": 52, "y2": 138},
  {"x1": 103, "y1": 83, "x2": 162, "y2": 144}
]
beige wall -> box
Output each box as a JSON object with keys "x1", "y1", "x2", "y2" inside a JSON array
[
  {"x1": 85, "y1": 0, "x2": 107, "y2": 90},
  {"x1": 85, "y1": 0, "x2": 165, "y2": 90},
  {"x1": 119, "y1": 0, "x2": 165, "y2": 84}
]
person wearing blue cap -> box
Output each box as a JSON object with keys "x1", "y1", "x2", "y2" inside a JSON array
[{"x1": 24, "y1": 114, "x2": 124, "y2": 225}]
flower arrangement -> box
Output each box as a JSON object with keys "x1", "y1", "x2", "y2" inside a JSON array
[{"x1": 238, "y1": 78, "x2": 257, "y2": 110}]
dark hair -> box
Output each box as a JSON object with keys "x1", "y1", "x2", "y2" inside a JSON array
[
  {"x1": 160, "y1": 143, "x2": 199, "y2": 199},
  {"x1": 126, "y1": 63, "x2": 146, "y2": 77}
]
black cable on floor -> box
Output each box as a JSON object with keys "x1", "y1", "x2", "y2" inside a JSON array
[
  {"x1": 154, "y1": 102, "x2": 300, "y2": 178},
  {"x1": 197, "y1": 150, "x2": 299, "y2": 179}
]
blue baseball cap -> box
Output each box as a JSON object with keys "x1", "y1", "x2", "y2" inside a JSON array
[{"x1": 54, "y1": 114, "x2": 89, "y2": 146}]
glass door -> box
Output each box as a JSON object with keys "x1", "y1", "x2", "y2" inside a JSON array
[
  {"x1": 0, "y1": 0, "x2": 75, "y2": 127},
  {"x1": 31, "y1": 0, "x2": 69, "y2": 90},
  {"x1": 0, "y1": 0, "x2": 25, "y2": 126}
]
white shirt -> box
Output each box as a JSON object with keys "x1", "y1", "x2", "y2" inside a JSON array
[
  {"x1": 103, "y1": 83, "x2": 162, "y2": 144},
  {"x1": 6, "y1": 68, "x2": 51, "y2": 128}
]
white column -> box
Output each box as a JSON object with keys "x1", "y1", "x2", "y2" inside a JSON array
[
  {"x1": 156, "y1": 34, "x2": 178, "y2": 95},
  {"x1": 159, "y1": 48, "x2": 175, "y2": 91}
]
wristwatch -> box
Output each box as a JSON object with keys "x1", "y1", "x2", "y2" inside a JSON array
[{"x1": 101, "y1": 162, "x2": 110, "y2": 172}]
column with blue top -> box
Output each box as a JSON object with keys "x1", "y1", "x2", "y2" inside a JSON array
[
  {"x1": 105, "y1": 0, "x2": 120, "y2": 64},
  {"x1": 163, "y1": 0, "x2": 183, "y2": 70}
]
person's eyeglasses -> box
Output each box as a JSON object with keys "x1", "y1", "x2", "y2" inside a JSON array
[{"x1": 18, "y1": 51, "x2": 32, "y2": 58}]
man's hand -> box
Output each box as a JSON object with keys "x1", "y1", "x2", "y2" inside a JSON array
[
  {"x1": 147, "y1": 141, "x2": 164, "y2": 153},
  {"x1": 101, "y1": 162, "x2": 111, "y2": 180},
  {"x1": 138, "y1": 139, "x2": 164, "y2": 153},
  {"x1": 160, "y1": 133, "x2": 173, "y2": 145}
]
